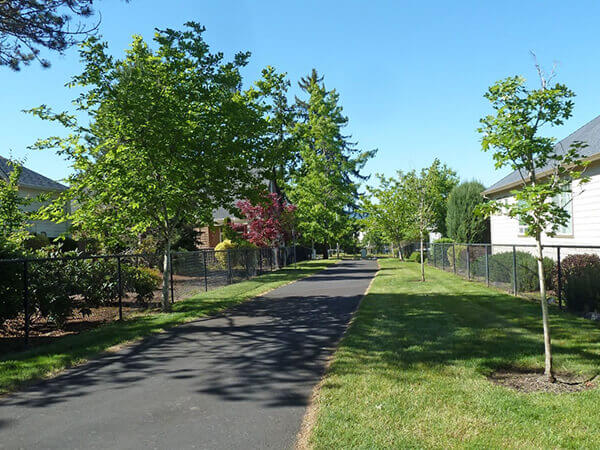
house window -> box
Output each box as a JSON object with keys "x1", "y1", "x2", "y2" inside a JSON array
[{"x1": 554, "y1": 187, "x2": 573, "y2": 236}]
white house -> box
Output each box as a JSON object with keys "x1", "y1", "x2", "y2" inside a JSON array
[
  {"x1": 0, "y1": 156, "x2": 70, "y2": 238},
  {"x1": 483, "y1": 115, "x2": 600, "y2": 248}
]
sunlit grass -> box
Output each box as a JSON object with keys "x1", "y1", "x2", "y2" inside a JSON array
[
  {"x1": 310, "y1": 258, "x2": 600, "y2": 449},
  {"x1": 0, "y1": 259, "x2": 337, "y2": 395}
]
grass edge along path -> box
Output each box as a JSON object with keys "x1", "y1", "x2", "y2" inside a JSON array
[
  {"x1": 307, "y1": 258, "x2": 600, "y2": 449},
  {"x1": 296, "y1": 259, "x2": 380, "y2": 450},
  {"x1": 0, "y1": 259, "x2": 338, "y2": 395}
]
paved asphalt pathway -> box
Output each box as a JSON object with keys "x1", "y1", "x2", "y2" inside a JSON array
[{"x1": 1, "y1": 259, "x2": 377, "y2": 450}]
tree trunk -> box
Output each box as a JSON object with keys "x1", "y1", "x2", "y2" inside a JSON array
[
  {"x1": 323, "y1": 241, "x2": 329, "y2": 259},
  {"x1": 420, "y1": 237, "x2": 425, "y2": 282},
  {"x1": 161, "y1": 238, "x2": 171, "y2": 312},
  {"x1": 397, "y1": 242, "x2": 404, "y2": 261},
  {"x1": 536, "y1": 236, "x2": 554, "y2": 382}
]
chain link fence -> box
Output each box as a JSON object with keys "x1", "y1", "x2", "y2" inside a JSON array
[
  {"x1": 422, "y1": 242, "x2": 600, "y2": 308},
  {"x1": 0, "y1": 246, "x2": 310, "y2": 347}
]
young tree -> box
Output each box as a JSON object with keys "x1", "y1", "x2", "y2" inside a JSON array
[
  {"x1": 446, "y1": 181, "x2": 489, "y2": 243},
  {"x1": 362, "y1": 173, "x2": 415, "y2": 258},
  {"x1": 290, "y1": 69, "x2": 375, "y2": 257},
  {"x1": 30, "y1": 23, "x2": 265, "y2": 311},
  {"x1": 402, "y1": 159, "x2": 458, "y2": 281},
  {"x1": 478, "y1": 66, "x2": 589, "y2": 381},
  {"x1": 0, "y1": 0, "x2": 130, "y2": 70}
]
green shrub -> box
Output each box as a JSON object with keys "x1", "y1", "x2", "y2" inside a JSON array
[
  {"x1": 0, "y1": 239, "x2": 25, "y2": 325},
  {"x1": 434, "y1": 237, "x2": 454, "y2": 243},
  {"x1": 408, "y1": 251, "x2": 425, "y2": 263},
  {"x1": 472, "y1": 251, "x2": 555, "y2": 292},
  {"x1": 214, "y1": 239, "x2": 257, "y2": 268},
  {"x1": 73, "y1": 258, "x2": 120, "y2": 308},
  {"x1": 553, "y1": 254, "x2": 600, "y2": 312},
  {"x1": 124, "y1": 266, "x2": 162, "y2": 303},
  {"x1": 23, "y1": 233, "x2": 50, "y2": 250},
  {"x1": 29, "y1": 259, "x2": 73, "y2": 328}
]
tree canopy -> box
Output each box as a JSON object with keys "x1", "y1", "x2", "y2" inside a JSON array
[{"x1": 30, "y1": 23, "x2": 267, "y2": 309}]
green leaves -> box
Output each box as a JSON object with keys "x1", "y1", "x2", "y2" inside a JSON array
[
  {"x1": 29, "y1": 23, "x2": 268, "y2": 250},
  {"x1": 478, "y1": 72, "x2": 589, "y2": 240},
  {"x1": 0, "y1": 160, "x2": 31, "y2": 244},
  {"x1": 289, "y1": 70, "x2": 374, "y2": 249}
]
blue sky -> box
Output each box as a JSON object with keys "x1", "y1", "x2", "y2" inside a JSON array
[{"x1": 2, "y1": 0, "x2": 600, "y2": 188}]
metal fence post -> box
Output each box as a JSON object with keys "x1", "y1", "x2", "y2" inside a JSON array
[
  {"x1": 169, "y1": 253, "x2": 174, "y2": 304},
  {"x1": 512, "y1": 245, "x2": 518, "y2": 295},
  {"x1": 23, "y1": 259, "x2": 29, "y2": 346},
  {"x1": 485, "y1": 245, "x2": 490, "y2": 287},
  {"x1": 203, "y1": 251, "x2": 208, "y2": 292},
  {"x1": 227, "y1": 250, "x2": 232, "y2": 284},
  {"x1": 245, "y1": 249, "x2": 250, "y2": 278},
  {"x1": 117, "y1": 256, "x2": 123, "y2": 321},
  {"x1": 466, "y1": 244, "x2": 471, "y2": 280},
  {"x1": 452, "y1": 243, "x2": 457, "y2": 275},
  {"x1": 557, "y1": 246, "x2": 562, "y2": 310}
]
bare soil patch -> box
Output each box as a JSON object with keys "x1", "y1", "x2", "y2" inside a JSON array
[{"x1": 489, "y1": 368, "x2": 597, "y2": 393}]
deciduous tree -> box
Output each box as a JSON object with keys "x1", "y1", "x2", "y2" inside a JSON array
[
  {"x1": 30, "y1": 23, "x2": 265, "y2": 310},
  {"x1": 478, "y1": 63, "x2": 590, "y2": 381}
]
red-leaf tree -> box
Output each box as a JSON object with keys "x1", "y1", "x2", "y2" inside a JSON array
[{"x1": 234, "y1": 193, "x2": 296, "y2": 247}]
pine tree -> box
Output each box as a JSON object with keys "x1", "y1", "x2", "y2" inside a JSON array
[{"x1": 289, "y1": 69, "x2": 375, "y2": 257}]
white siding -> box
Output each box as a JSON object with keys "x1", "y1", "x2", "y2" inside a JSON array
[
  {"x1": 489, "y1": 160, "x2": 600, "y2": 247},
  {"x1": 18, "y1": 186, "x2": 70, "y2": 238}
]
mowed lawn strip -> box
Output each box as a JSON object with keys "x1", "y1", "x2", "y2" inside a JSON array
[
  {"x1": 309, "y1": 258, "x2": 600, "y2": 449},
  {"x1": 0, "y1": 259, "x2": 337, "y2": 395}
]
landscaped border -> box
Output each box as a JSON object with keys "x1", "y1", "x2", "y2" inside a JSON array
[{"x1": 0, "y1": 259, "x2": 338, "y2": 396}]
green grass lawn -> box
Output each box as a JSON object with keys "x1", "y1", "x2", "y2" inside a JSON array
[
  {"x1": 309, "y1": 258, "x2": 600, "y2": 449},
  {"x1": 0, "y1": 259, "x2": 337, "y2": 395}
]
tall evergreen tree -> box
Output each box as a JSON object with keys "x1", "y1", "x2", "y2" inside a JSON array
[
  {"x1": 446, "y1": 180, "x2": 489, "y2": 243},
  {"x1": 289, "y1": 69, "x2": 375, "y2": 257}
]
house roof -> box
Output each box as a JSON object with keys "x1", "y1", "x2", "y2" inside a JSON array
[
  {"x1": 0, "y1": 156, "x2": 67, "y2": 191},
  {"x1": 483, "y1": 114, "x2": 600, "y2": 196}
]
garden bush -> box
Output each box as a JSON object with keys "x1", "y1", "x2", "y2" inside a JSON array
[
  {"x1": 472, "y1": 251, "x2": 555, "y2": 292},
  {"x1": 214, "y1": 239, "x2": 257, "y2": 268},
  {"x1": 553, "y1": 253, "x2": 600, "y2": 312},
  {"x1": 29, "y1": 259, "x2": 74, "y2": 328},
  {"x1": 123, "y1": 266, "x2": 162, "y2": 303},
  {"x1": 73, "y1": 258, "x2": 120, "y2": 308},
  {"x1": 408, "y1": 251, "x2": 425, "y2": 262},
  {"x1": 0, "y1": 240, "x2": 25, "y2": 325}
]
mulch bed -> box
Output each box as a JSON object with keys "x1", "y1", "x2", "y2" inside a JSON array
[{"x1": 488, "y1": 368, "x2": 597, "y2": 393}]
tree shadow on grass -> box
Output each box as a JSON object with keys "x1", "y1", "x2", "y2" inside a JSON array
[{"x1": 329, "y1": 291, "x2": 600, "y2": 383}]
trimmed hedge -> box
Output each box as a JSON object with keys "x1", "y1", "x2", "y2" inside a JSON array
[
  {"x1": 553, "y1": 254, "x2": 600, "y2": 312},
  {"x1": 472, "y1": 251, "x2": 555, "y2": 292}
]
